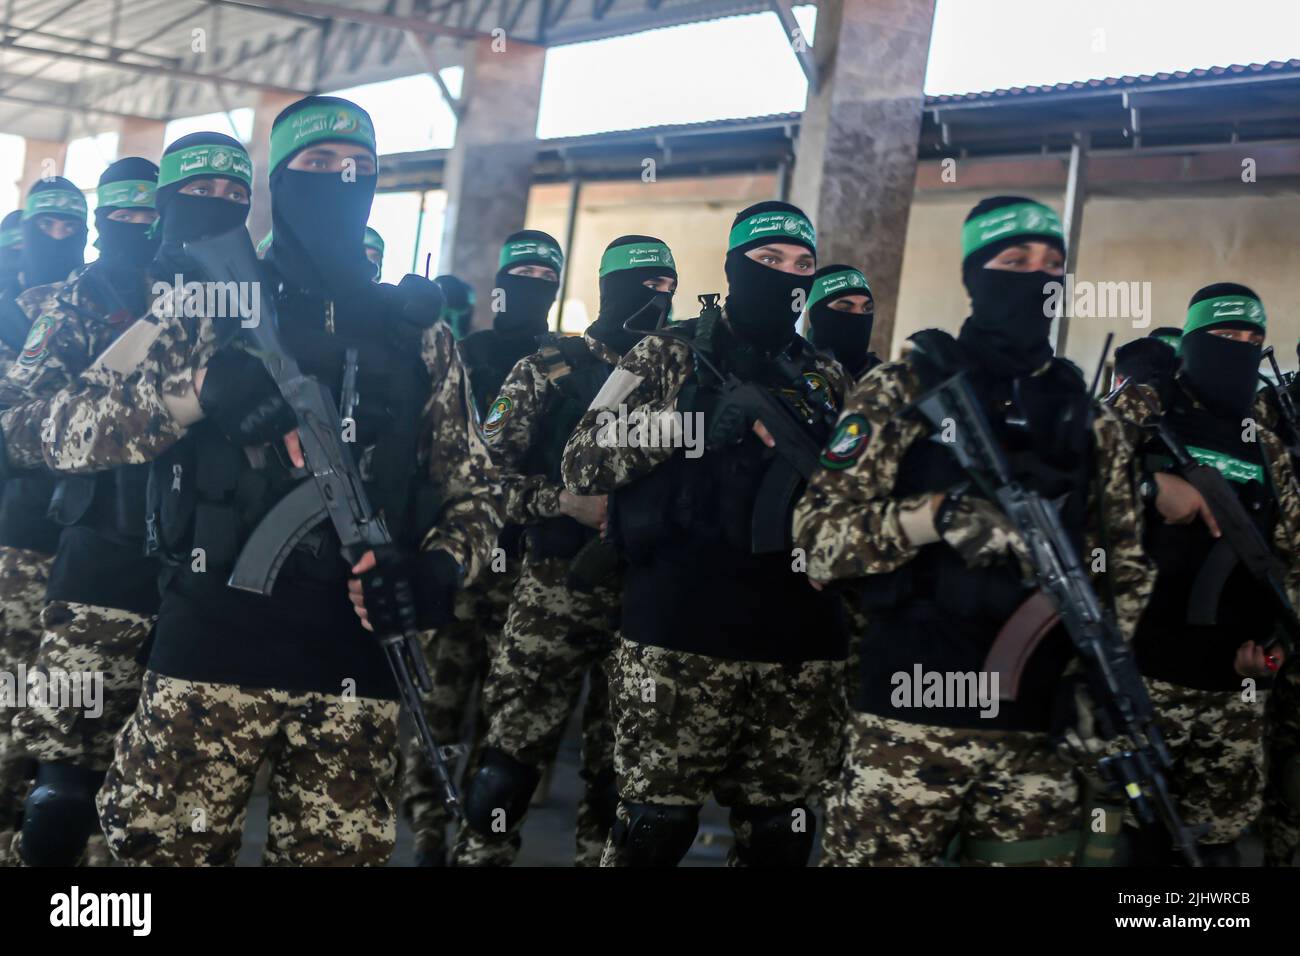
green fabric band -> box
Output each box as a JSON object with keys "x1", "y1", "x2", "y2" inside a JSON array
[
  {"x1": 96, "y1": 179, "x2": 157, "y2": 211},
  {"x1": 599, "y1": 240, "x2": 674, "y2": 277},
  {"x1": 961, "y1": 201, "x2": 1063, "y2": 259},
  {"x1": 159, "y1": 144, "x2": 252, "y2": 189},
  {"x1": 961, "y1": 830, "x2": 1082, "y2": 865},
  {"x1": 1153, "y1": 333, "x2": 1181, "y2": 348},
  {"x1": 728, "y1": 210, "x2": 815, "y2": 252},
  {"x1": 23, "y1": 189, "x2": 87, "y2": 222},
  {"x1": 1186, "y1": 445, "x2": 1264, "y2": 484},
  {"x1": 364, "y1": 227, "x2": 384, "y2": 255},
  {"x1": 1184, "y1": 294, "x2": 1266, "y2": 337},
  {"x1": 808, "y1": 268, "x2": 871, "y2": 309},
  {"x1": 270, "y1": 102, "x2": 375, "y2": 173},
  {"x1": 256, "y1": 231, "x2": 273, "y2": 255},
  {"x1": 499, "y1": 237, "x2": 563, "y2": 274},
  {"x1": 0, "y1": 228, "x2": 21, "y2": 249}
]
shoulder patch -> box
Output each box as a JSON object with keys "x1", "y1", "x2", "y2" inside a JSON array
[
  {"x1": 19, "y1": 313, "x2": 58, "y2": 368},
  {"x1": 482, "y1": 395, "x2": 513, "y2": 436},
  {"x1": 820, "y1": 413, "x2": 871, "y2": 470}
]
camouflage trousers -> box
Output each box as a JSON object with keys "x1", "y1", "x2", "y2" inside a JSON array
[
  {"x1": 1262, "y1": 663, "x2": 1300, "y2": 865},
  {"x1": 401, "y1": 570, "x2": 512, "y2": 863},
  {"x1": 1147, "y1": 678, "x2": 1268, "y2": 846},
  {"x1": 452, "y1": 552, "x2": 619, "y2": 867},
  {"x1": 601, "y1": 638, "x2": 844, "y2": 867},
  {"x1": 821, "y1": 711, "x2": 1080, "y2": 867},
  {"x1": 0, "y1": 547, "x2": 51, "y2": 841},
  {"x1": 11, "y1": 601, "x2": 151, "y2": 770},
  {"x1": 99, "y1": 670, "x2": 399, "y2": 866}
]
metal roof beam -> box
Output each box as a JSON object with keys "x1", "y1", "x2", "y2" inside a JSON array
[
  {"x1": 767, "y1": 0, "x2": 815, "y2": 94},
  {"x1": 213, "y1": 0, "x2": 520, "y2": 43}
]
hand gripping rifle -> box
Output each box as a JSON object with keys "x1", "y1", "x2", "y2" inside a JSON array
[
  {"x1": 906, "y1": 370, "x2": 1202, "y2": 865},
  {"x1": 184, "y1": 228, "x2": 463, "y2": 819},
  {"x1": 1112, "y1": 379, "x2": 1299, "y2": 655}
]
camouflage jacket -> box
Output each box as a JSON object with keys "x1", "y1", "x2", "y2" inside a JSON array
[
  {"x1": 793, "y1": 356, "x2": 1157, "y2": 642},
  {"x1": 0, "y1": 270, "x2": 152, "y2": 461},
  {"x1": 483, "y1": 330, "x2": 621, "y2": 526},
  {"x1": 12, "y1": 288, "x2": 503, "y2": 584},
  {"x1": 562, "y1": 319, "x2": 848, "y2": 496}
]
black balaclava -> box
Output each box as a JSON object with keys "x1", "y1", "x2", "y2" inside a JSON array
[
  {"x1": 588, "y1": 234, "x2": 676, "y2": 355},
  {"x1": 807, "y1": 263, "x2": 873, "y2": 376},
  {"x1": 958, "y1": 195, "x2": 1066, "y2": 378},
  {"x1": 0, "y1": 210, "x2": 22, "y2": 288},
  {"x1": 267, "y1": 95, "x2": 377, "y2": 297},
  {"x1": 493, "y1": 229, "x2": 563, "y2": 355},
  {"x1": 154, "y1": 131, "x2": 253, "y2": 280},
  {"x1": 1114, "y1": 335, "x2": 1177, "y2": 390},
  {"x1": 434, "y1": 273, "x2": 476, "y2": 340},
  {"x1": 724, "y1": 200, "x2": 816, "y2": 355},
  {"x1": 1149, "y1": 326, "x2": 1182, "y2": 351},
  {"x1": 20, "y1": 176, "x2": 87, "y2": 288},
  {"x1": 94, "y1": 157, "x2": 161, "y2": 270},
  {"x1": 1179, "y1": 282, "x2": 1266, "y2": 420}
]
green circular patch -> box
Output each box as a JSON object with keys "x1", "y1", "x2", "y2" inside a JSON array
[
  {"x1": 482, "y1": 395, "x2": 513, "y2": 436},
  {"x1": 819, "y1": 413, "x2": 871, "y2": 470}
]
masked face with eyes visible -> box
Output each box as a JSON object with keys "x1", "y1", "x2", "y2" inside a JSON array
[
  {"x1": 152, "y1": 131, "x2": 252, "y2": 280},
  {"x1": 19, "y1": 176, "x2": 88, "y2": 289},
  {"x1": 722, "y1": 201, "x2": 817, "y2": 356},
  {"x1": 491, "y1": 229, "x2": 564, "y2": 354},
  {"x1": 587, "y1": 234, "x2": 677, "y2": 355},
  {"x1": 1177, "y1": 283, "x2": 1267, "y2": 421}
]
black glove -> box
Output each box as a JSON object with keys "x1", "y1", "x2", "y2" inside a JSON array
[
  {"x1": 359, "y1": 545, "x2": 463, "y2": 635},
  {"x1": 198, "y1": 348, "x2": 297, "y2": 446},
  {"x1": 704, "y1": 390, "x2": 751, "y2": 449}
]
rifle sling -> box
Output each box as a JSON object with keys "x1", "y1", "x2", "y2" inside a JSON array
[{"x1": 982, "y1": 589, "x2": 1060, "y2": 701}]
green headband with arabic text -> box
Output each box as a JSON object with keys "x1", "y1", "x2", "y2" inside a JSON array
[
  {"x1": 270, "y1": 102, "x2": 376, "y2": 174},
  {"x1": 158, "y1": 143, "x2": 253, "y2": 190},
  {"x1": 808, "y1": 267, "x2": 871, "y2": 310},
  {"x1": 499, "y1": 237, "x2": 563, "y2": 274},
  {"x1": 728, "y1": 210, "x2": 815, "y2": 252},
  {"x1": 1184, "y1": 294, "x2": 1266, "y2": 337},
  {"x1": 599, "y1": 240, "x2": 675, "y2": 277},
  {"x1": 961, "y1": 201, "x2": 1063, "y2": 259},
  {"x1": 96, "y1": 179, "x2": 157, "y2": 211},
  {"x1": 23, "y1": 189, "x2": 87, "y2": 222}
]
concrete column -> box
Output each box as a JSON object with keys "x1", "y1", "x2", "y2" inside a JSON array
[
  {"x1": 790, "y1": 0, "x2": 937, "y2": 357},
  {"x1": 117, "y1": 117, "x2": 167, "y2": 164},
  {"x1": 18, "y1": 138, "x2": 69, "y2": 196},
  {"x1": 439, "y1": 36, "x2": 546, "y2": 331},
  {"x1": 247, "y1": 90, "x2": 300, "y2": 246}
]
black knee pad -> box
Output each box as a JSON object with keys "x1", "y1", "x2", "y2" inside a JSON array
[
  {"x1": 613, "y1": 801, "x2": 699, "y2": 867},
  {"x1": 730, "y1": 803, "x2": 815, "y2": 867},
  {"x1": 584, "y1": 769, "x2": 619, "y2": 835},
  {"x1": 462, "y1": 748, "x2": 540, "y2": 842},
  {"x1": 20, "y1": 762, "x2": 105, "y2": 867}
]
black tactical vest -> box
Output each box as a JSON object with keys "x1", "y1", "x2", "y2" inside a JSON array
[
  {"x1": 145, "y1": 285, "x2": 435, "y2": 587},
  {"x1": 521, "y1": 334, "x2": 614, "y2": 561}
]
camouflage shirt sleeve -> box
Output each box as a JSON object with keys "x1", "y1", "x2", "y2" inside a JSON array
[
  {"x1": 1262, "y1": 427, "x2": 1300, "y2": 606},
  {"x1": 560, "y1": 334, "x2": 690, "y2": 495},
  {"x1": 792, "y1": 360, "x2": 935, "y2": 583},
  {"x1": 417, "y1": 321, "x2": 504, "y2": 586},
  {"x1": 1088, "y1": 401, "x2": 1156, "y2": 640},
  {"x1": 36, "y1": 301, "x2": 210, "y2": 474},
  {"x1": 482, "y1": 351, "x2": 560, "y2": 525}
]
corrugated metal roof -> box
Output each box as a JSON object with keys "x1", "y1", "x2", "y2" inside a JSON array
[{"x1": 926, "y1": 59, "x2": 1300, "y2": 103}]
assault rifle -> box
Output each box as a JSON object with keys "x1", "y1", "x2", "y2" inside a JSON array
[
  {"x1": 907, "y1": 370, "x2": 1203, "y2": 866},
  {"x1": 185, "y1": 228, "x2": 463, "y2": 819},
  {"x1": 1113, "y1": 379, "x2": 1299, "y2": 654}
]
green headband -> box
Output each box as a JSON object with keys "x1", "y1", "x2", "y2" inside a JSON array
[
  {"x1": 23, "y1": 189, "x2": 87, "y2": 222},
  {"x1": 1152, "y1": 332, "x2": 1181, "y2": 349},
  {"x1": 809, "y1": 268, "x2": 871, "y2": 310},
  {"x1": 1184, "y1": 294, "x2": 1266, "y2": 337},
  {"x1": 728, "y1": 210, "x2": 815, "y2": 252},
  {"x1": 96, "y1": 179, "x2": 157, "y2": 211},
  {"x1": 961, "y1": 201, "x2": 1063, "y2": 259},
  {"x1": 270, "y1": 102, "x2": 375, "y2": 173},
  {"x1": 0, "y1": 228, "x2": 21, "y2": 250},
  {"x1": 364, "y1": 227, "x2": 384, "y2": 255},
  {"x1": 599, "y1": 240, "x2": 674, "y2": 277},
  {"x1": 159, "y1": 143, "x2": 252, "y2": 189},
  {"x1": 499, "y1": 237, "x2": 563, "y2": 274}
]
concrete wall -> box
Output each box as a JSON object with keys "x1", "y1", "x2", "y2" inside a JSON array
[{"x1": 519, "y1": 175, "x2": 1300, "y2": 375}]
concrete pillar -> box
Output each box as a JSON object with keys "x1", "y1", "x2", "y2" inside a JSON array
[
  {"x1": 790, "y1": 0, "x2": 937, "y2": 357},
  {"x1": 439, "y1": 36, "x2": 546, "y2": 331},
  {"x1": 18, "y1": 138, "x2": 69, "y2": 196},
  {"x1": 247, "y1": 90, "x2": 300, "y2": 246},
  {"x1": 117, "y1": 117, "x2": 167, "y2": 164}
]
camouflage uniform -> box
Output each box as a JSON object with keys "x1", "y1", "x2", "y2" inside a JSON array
[
  {"x1": 24, "y1": 288, "x2": 501, "y2": 865},
  {"x1": 452, "y1": 332, "x2": 623, "y2": 867},
  {"x1": 0, "y1": 545, "x2": 49, "y2": 842},
  {"x1": 0, "y1": 277, "x2": 160, "y2": 773},
  {"x1": 98, "y1": 671, "x2": 399, "y2": 866},
  {"x1": 1262, "y1": 661, "x2": 1300, "y2": 865},
  {"x1": 563, "y1": 317, "x2": 849, "y2": 867},
  {"x1": 793, "y1": 352, "x2": 1155, "y2": 867}
]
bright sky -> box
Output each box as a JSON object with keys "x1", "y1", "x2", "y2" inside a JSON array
[{"x1": 1, "y1": 0, "x2": 1294, "y2": 277}]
